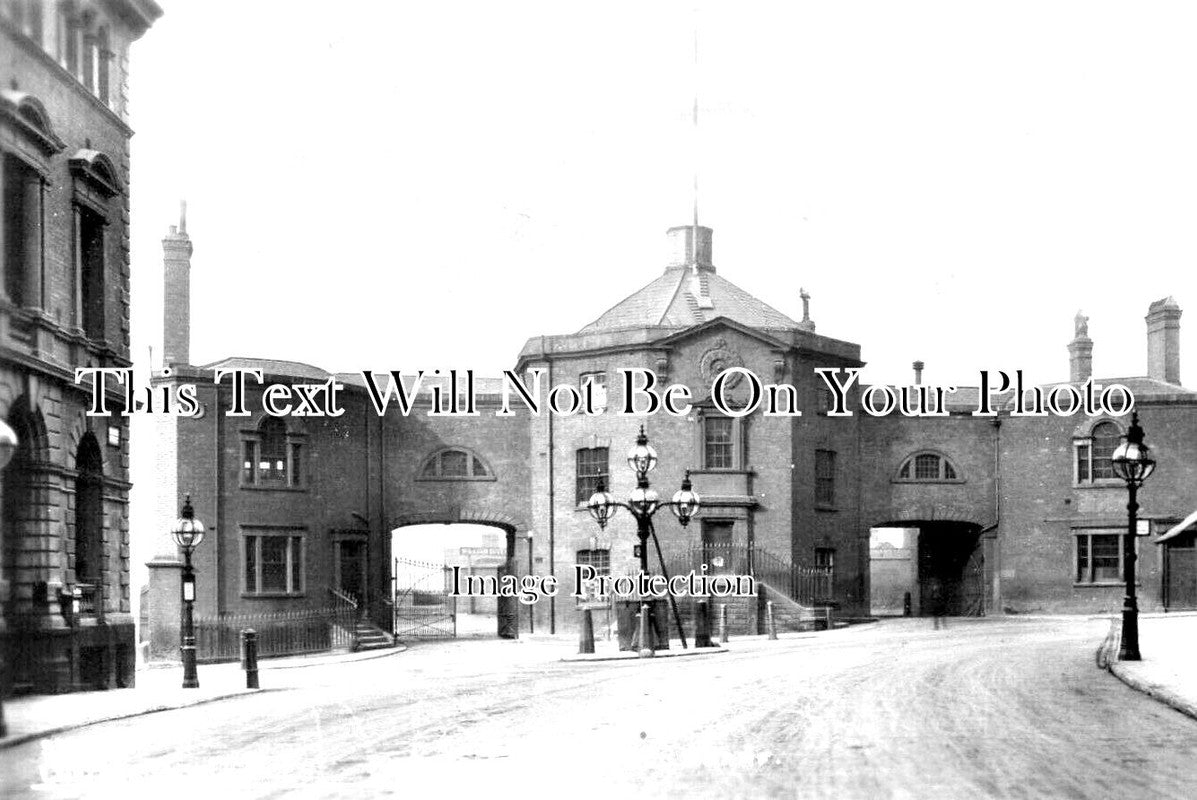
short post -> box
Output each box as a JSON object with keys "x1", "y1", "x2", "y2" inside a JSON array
[
  {"x1": 695, "y1": 599, "x2": 714, "y2": 648},
  {"x1": 578, "y1": 608, "x2": 595, "y2": 655},
  {"x1": 241, "y1": 628, "x2": 259, "y2": 689},
  {"x1": 719, "y1": 603, "x2": 729, "y2": 643},
  {"x1": 767, "y1": 600, "x2": 778, "y2": 640},
  {"x1": 637, "y1": 603, "x2": 654, "y2": 658}
]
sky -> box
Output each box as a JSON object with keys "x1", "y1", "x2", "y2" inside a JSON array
[{"x1": 125, "y1": 1, "x2": 1197, "y2": 390}]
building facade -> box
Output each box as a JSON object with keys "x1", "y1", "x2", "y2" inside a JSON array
[
  {"x1": 1, "y1": 0, "x2": 161, "y2": 693},
  {"x1": 144, "y1": 217, "x2": 1197, "y2": 652}
]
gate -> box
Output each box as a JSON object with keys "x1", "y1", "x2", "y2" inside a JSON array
[{"x1": 393, "y1": 557, "x2": 456, "y2": 638}]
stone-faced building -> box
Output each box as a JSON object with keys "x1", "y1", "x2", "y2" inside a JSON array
[
  {"x1": 1, "y1": 0, "x2": 161, "y2": 693},
  {"x1": 143, "y1": 215, "x2": 1197, "y2": 652}
]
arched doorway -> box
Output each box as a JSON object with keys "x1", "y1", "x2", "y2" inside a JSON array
[
  {"x1": 390, "y1": 509, "x2": 525, "y2": 640},
  {"x1": 870, "y1": 518, "x2": 986, "y2": 617},
  {"x1": 74, "y1": 433, "x2": 104, "y2": 586}
]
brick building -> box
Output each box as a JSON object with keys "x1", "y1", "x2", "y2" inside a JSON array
[
  {"x1": 1, "y1": 0, "x2": 161, "y2": 693},
  {"x1": 144, "y1": 217, "x2": 1197, "y2": 651},
  {"x1": 864, "y1": 303, "x2": 1197, "y2": 618}
]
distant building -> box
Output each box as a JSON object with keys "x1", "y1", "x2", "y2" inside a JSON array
[
  {"x1": 0, "y1": 0, "x2": 162, "y2": 693},
  {"x1": 144, "y1": 216, "x2": 1197, "y2": 653}
]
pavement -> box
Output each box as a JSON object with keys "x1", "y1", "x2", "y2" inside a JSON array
[
  {"x1": 0, "y1": 644, "x2": 408, "y2": 750},
  {"x1": 1098, "y1": 611, "x2": 1197, "y2": 720}
]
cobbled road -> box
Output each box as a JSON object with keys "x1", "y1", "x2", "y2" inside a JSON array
[{"x1": 3, "y1": 617, "x2": 1195, "y2": 799}]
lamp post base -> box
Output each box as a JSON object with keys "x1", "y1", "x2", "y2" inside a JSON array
[{"x1": 1118, "y1": 607, "x2": 1141, "y2": 661}]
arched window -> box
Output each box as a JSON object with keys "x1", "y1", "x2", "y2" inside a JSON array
[
  {"x1": 418, "y1": 448, "x2": 493, "y2": 481},
  {"x1": 1076, "y1": 421, "x2": 1121, "y2": 483},
  {"x1": 74, "y1": 433, "x2": 103, "y2": 582},
  {"x1": 896, "y1": 451, "x2": 960, "y2": 482}
]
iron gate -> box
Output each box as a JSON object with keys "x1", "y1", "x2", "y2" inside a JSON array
[{"x1": 393, "y1": 557, "x2": 456, "y2": 638}]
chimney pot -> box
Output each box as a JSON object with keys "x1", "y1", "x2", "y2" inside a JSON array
[
  {"x1": 1068, "y1": 310, "x2": 1093, "y2": 383},
  {"x1": 912, "y1": 360, "x2": 924, "y2": 384},
  {"x1": 1146, "y1": 296, "x2": 1182, "y2": 385}
]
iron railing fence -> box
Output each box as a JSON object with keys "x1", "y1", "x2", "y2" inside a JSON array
[
  {"x1": 655, "y1": 542, "x2": 832, "y2": 608},
  {"x1": 194, "y1": 591, "x2": 357, "y2": 663}
]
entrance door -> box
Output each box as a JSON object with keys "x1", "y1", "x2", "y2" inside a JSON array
[
  {"x1": 338, "y1": 540, "x2": 366, "y2": 606},
  {"x1": 702, "y1": 521, "x2": 734, "y2": 575},
  {"x1": 1166, "y1": 532, "x2": 1197, "y2": 609}
]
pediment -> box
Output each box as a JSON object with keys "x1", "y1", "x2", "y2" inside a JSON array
[
  {"x1": 0, "y1": 90, "x2": 66, "y2": 155},
  {"x1": 651, "y1": 316, "x2": 791, "y2": 351},
  {"x1": 69, "y1": 149, "x2": 123, "y2": 197}
]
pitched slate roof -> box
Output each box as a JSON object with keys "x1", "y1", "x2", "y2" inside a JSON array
[
  {"x1": 200, "y1": 357, "x2": 331, "y2": 381},
  {"x1": 578, "y1": 267, "x2": 800, "y2": 333}
]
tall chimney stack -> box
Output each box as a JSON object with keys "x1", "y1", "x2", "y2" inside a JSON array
[
  {"x1": 162, "y1": 201, "x2": 193, "y2": 368},
  {"x1": 1146, "y1": 297, "x2": 1182, "y2": 385},
  {"x1": 1068, "y1": 311, "x2": 1093, "y2": 383}
]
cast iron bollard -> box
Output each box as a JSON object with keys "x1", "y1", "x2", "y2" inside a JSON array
[
  {"x1": 241, "y1": 628, "x2": 259, "y2": 689},
  {"x1": 903, "y1": 591, "x2": 912, "y2": 617},
  {"x1": 694, "y1": 599, "x2": 714, "y2": 648},
  {"x1": 766, "y1": 600, "x2": 778, "y2": 640},
  {"x1": 579, "y1": 608, "x2": 595, "y2": 654},
  {"x1": 719, "y1": 603, "x2": 729, "y2": 643},
  {"x1": 636, "y1": 603, "x2": 654, "y2": 658}
]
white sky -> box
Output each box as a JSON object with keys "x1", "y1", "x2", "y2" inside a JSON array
[{"x1": 126, "y1": 1, "x2": 1197, "y2": 389}]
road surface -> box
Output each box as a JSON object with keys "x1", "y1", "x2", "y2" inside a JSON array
[{"x1": 3, "y1": 617, "x2": 1195, "y2": 799}]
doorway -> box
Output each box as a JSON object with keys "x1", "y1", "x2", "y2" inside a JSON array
[
  {"x1": 336, "y1": 539, "x2": 367, "y2": 606},
  {"x1": 1165, "y1": 529, "x2": 1197, "y2": 609}
]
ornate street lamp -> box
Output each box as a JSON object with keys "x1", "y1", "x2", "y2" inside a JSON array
[
  {"x1": 1111, "y1": 412, "x2": 1156, "y2": 661},
  {"x1": 171, "y1": 495, "x2": 206, "y2": 688},
  {"x1": 588, "y1": 426, "x2": 701, "y2": 573},
  {"x1": 0, "y1": 419, "x2": 17, "y2": 738},
  {"x1": 586, "y1": 427, "x2": 701, "y2": 651}
]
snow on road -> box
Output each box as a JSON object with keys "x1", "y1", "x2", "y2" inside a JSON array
[{"x1": 3, "y1": 618, "x2": 1195, "y2": 799}]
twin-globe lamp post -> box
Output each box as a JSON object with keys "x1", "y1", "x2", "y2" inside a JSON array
[
  {"x1": 1111, "y1": 412, "x2": 1155, "y2": 662},
  {"x1": 585, "y1": 426, "x2": 701, "y2": 648},
  {"x1": 0, "y1": 419, "x2": 18, "y2": 737},
  {"x1": 171, "y1": 495, "x2": 206, "y2": 688}
]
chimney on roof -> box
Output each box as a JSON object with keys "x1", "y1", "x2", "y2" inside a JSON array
[
  {"x1": 162, "y1": 200, "x2": 193, "y2": 369},
  {"x1": 797, "y1": 288, "x2": 815, "y2": 333},
  {"x1": 912, "y1": 360, "x2": 924, "y2": 384},
  {"x1": 1068, "y1": 310, "x2": 1093, "y2": 383},
  {"x1": 666, "y1": 225, "x2": 714, "y2": 273},
  {"x1": 1146, "y1": 296, "x2": 1182, "y2": 385}
]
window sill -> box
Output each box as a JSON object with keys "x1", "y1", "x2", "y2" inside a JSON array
[
  {"x1": 240, "y1": 483, "x2": 307, "y2": 493},
  {"x1": 1073, "y1": 582, "x2": 1139, "y2": 588},
  {"x1": 892, "y1": 479, "x2": 965, "y2": 485},
  {"x1": 241, "y1": 592, "x2": 306, "y2": 599},
  {"x1": 1073, "y1": 480, "x2": 1126, "y2": 490},
  {"x1": 814, "y1": 504, "x2": 839, "y2": 513},
  {"x1": 690, "y1": 468, "x2": 755, "y2": 476}
]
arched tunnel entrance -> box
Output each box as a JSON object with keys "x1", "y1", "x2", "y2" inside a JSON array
[
  {"x1": 870, "y1": 520, "x2": 987, "y2": 617},
  {"x1": 391, "y1": 510, "x2": 524, "y2": 640}
]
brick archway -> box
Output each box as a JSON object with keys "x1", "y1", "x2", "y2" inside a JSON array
[
  {"x1": 869, "y1": 511, "x2": 990, "y2": 617},
  {"x1": 390, "y1": 508, "x2": 526, "y2": 639},
  {"x1": 390, "y1": 508, "x2": 526, "y2": 535}
]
